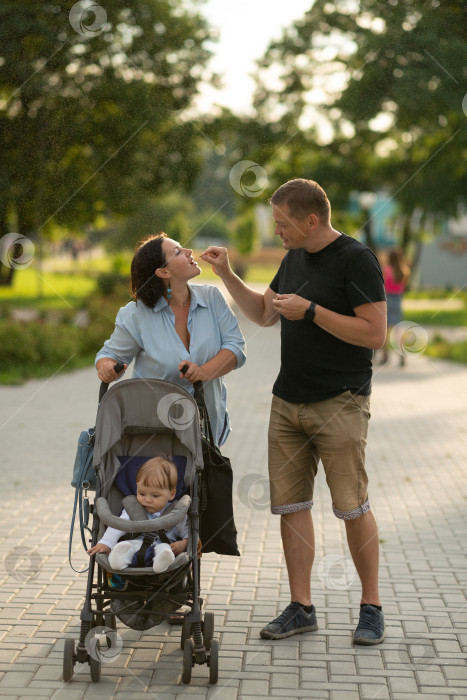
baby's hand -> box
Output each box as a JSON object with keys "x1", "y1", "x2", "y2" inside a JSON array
[
  {"x1": 87, "y1": 543, "x2": 111, "y2": 557},
  {"x1": 170, "y1": 539, "x2": 188, "y2": 556}
]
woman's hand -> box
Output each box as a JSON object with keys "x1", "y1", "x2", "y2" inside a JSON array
[
  {"x1": 178, "y1": 361, "x2": 206, "y2": 383},
  {"x1": 96, "y1": 358, "x2": 127, "y2": 383},
  {"x1": 87, "y1": 543, "x2": 111, "y2": 557},
  {"x1": 171, "y1": 539, "x2": 188, "y2": 556}
]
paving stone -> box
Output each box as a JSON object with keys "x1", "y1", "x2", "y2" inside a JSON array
[
  {"x1": 2, "y1": 315, "x2": 467, "y2": 699},
  {"x1": 443, "y1": 665, "x2": 467, "y2": 680},
  {"x1": 359, "y1": 684, "x2": 390, "y2": 699},
  {"x1": 240, "y1": 679, "x2": 270, "y2": 695},
  {"x1": 388, "y1": 674, "x2": 419, "y2": 694},
  {"x1": 0, "y1": 672, "x2": 36, "y2": 688}
]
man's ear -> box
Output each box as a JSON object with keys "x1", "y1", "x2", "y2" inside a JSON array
[{"x1": 307, "y1": 212, "x2": 319, "y2": 229}]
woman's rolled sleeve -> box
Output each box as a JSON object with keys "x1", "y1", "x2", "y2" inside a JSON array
[
  {"x1": 95, "y1": 307, "x2": 142, "y2": 367},
  {"x1": 214, "y1": 288, "x2": 246, "y2": 369}
]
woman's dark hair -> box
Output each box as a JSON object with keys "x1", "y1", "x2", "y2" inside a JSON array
[
  {"x1": 388, "y1": 247, "x2": 410, "y2": 284},
  {"x1": 130, "y1": 233, "x2": 167, "y2": 308}
]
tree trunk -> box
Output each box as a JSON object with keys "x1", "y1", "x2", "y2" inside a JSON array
[
  {"x1": 362, "y1": 215, "x2": 376, "y2": 252},
  {"x1": 0, "y1": 203, "x2": 15, "y2": 286}
]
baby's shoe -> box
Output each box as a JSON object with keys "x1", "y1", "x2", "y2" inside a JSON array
[
  {"x1": 109, "y1": 541, "x2": 139, "y2": 570},
  {"x1": 152, "y1": 543, "x2": 175, "y2": 573}
]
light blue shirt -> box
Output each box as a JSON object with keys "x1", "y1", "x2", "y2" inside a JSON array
[{"x1": 95, "y1": 283, "x2": 246, "y2": 445}]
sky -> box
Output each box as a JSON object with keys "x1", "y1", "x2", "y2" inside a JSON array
[{"x1": 196, "y1": 0, "x2": 314, "y2": 115}]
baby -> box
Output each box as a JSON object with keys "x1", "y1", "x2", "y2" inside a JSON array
[{"x1": 88, "y1": 456, "x2": 188, "y2": 573}]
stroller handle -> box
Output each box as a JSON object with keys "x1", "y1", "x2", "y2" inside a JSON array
[
  {"x1": 180, "y1": 365, "x2": 215, "y2": 444},
  {"x1": 180, "y1": 364, "x2": 203, "y2": 392},
  {"x1": 98, "y1": 362, "x2": 125, "y2": 403}
]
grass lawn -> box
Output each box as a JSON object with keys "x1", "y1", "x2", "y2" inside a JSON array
[
  {"x1": 0, "y1": 267, "x2": 96, "y2": 310},
  {"x1": 403, "y1": 307, "x2": 467, "y2": 327}
]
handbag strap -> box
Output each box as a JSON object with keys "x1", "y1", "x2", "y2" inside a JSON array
[
  {"x1": 180, "y1": 366, "x2": 216, "y2": 447},
  {"x1": 68, "y1": 435, "x2": 94, "y2": 574},
  {"x1": 193, "y1": 380, "x2": 215, "y2": 446}
]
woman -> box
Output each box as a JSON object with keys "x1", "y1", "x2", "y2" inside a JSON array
[
  {"x1": 96, "y1": 233, "x2": 246, "y2": 446},
  {"x1": 380, "y1": 247, "x2": 410, "y2": 366}
]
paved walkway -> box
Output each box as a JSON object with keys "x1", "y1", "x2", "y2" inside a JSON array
[{"x1": 1, "y1": 311, "x2": 467, "y2": 699}]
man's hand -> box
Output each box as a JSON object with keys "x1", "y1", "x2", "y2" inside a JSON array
[
  {"x1": 178, "y1": 361, "x2": 206, "y2": 383},
  {"x1": 199, "y1": 246, "x2": 231, "y2": 277},
  {"x1": 88, "y1": 543, "x2": 111, "y2": 557},
  {"x1": 272, "y1": 294, "x2": 310, "y2": 321}
]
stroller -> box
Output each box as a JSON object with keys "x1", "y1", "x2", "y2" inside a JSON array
[{"x1": 63, "y1": 367, "x2": 220, "y2": 684}]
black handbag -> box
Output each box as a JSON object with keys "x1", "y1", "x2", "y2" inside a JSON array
[
  {"x1": 189, "y1": 375, "x2": 240, "y2": 557},
  {"x1": 200, "y1": 432, "x2": 240, "y2": 556}
]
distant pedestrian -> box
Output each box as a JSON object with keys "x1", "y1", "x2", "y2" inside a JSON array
[{"x1": 380, "y1": 247, "x2": 411, "y2": 366}]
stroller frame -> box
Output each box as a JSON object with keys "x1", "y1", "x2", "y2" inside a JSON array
[{"x1": 63, "y1": 372, "x2": 219, "y2": 685}]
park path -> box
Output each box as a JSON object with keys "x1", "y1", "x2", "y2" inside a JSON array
[{"x1": 0, "y1": 310, "x2": 466, "y2": 699}]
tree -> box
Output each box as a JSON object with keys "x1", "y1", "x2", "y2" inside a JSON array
[
  {"x1": 109, "y1": 191, "x2": 195, "y2": 250},
  {"x1": 251, "y1": 0, "x2": 467, "y2": 248},
  {"x1": 0, "y1": 0, "x2": 215, "y2": 282}
]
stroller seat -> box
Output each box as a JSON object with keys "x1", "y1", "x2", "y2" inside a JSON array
[
  {"x1": 95, "y1": 454, "x2": 193, "y2": 576},
  {"x1": 95, "y1": 493, "x2": 192, "y2": 575}
]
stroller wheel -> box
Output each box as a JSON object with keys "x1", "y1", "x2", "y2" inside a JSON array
[
  {"x1": 105, "y1": 612, "x2": 116, "y2": 630},
  {"x1": 180, "y1": 615, "x2": 191, "y2": 649},
  {"x1": 88, "y1": 637, "x2": 102, "y2": 683},
  {"x1": 181, "y1": 638, "x2": 193, "y2": 684},
  {"x1": 208, "y1": 638, "x2": 219, "y2": 684},
  {"x1": 104, "y1": 613, "x2": 116, "y2": 647},
  {"x1": 203, "y1": 612, "x2": 214, "y2": 651},
  {"x1": 63, "y1": 638, "x2": 75, "y2": 682}
]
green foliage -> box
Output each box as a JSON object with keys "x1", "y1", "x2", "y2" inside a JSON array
[
  {"x1": 234, "y1": 210, "x2": 257, "y2": 257},
  {"x1": 0, "y1": 318, "x2": 87, "y2": 381},
  {"x1": 194, "y1": 210, "x2": 231, "y2": 243},
  {"x1": 250, "y1": 0, "x2": 466, "y2": 235},
  {"x1": 109, "y1": 191, "x2": 195, "y2": 250},
  {"x1": 425, "y1": 337, "x2": 467, "y2": 365},
  {"x1": 0, "y1": 0, "x2": 215, "y2": 247},
  {"x1": 96, "y1": 271, "x2": 128, "y2": 296},
  {"x1": 0, "y1": 282, "x2": 128, "y2": 384}
]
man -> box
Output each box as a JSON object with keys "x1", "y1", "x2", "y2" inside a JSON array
[{"x1": 201, "y1": 178, "x2": 387, "y2": 645}]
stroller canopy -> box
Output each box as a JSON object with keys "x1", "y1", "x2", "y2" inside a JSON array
[{"x1": 93, "y1": 379, "x2": 204, "y2": 489}]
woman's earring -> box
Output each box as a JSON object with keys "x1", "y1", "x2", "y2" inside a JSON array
[{"x1": 167, "y1": 284, "x2": 172, "y2": 302}]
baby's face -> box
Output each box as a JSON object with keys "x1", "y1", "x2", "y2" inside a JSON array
[{"x1": 136, "y1": 483, "x2": 175, "y2": 514}]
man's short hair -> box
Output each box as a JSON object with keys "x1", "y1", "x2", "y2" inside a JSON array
[{"x1": 270, "y1": 178, "x2": 331, "y2": 222}]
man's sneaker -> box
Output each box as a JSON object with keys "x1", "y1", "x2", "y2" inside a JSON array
[
  {"x1": 353, "y1": 605, "x2": 385, "y2": 645},
  {"x1": 260, "y1": 602, "x2": 318, "y2": 640}
]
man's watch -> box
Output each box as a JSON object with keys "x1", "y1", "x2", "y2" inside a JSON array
[{"x1": 304, "y1": 301, "x2": 316, "y2": 323}]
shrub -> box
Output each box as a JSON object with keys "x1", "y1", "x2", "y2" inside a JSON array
[
  {"x1": 0, "y1": 319, "x2": 79, "y2": 374},
  {"x1": 96, "y1": 271, "x2": 129, "y2": 296}
]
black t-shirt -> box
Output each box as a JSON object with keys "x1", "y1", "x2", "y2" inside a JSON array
[{"x1": 270, "y1": 233, "x2": 385, "y2": 402}]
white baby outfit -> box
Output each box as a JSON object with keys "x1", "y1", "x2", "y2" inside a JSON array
[{"x1": 99, "y1": 502, "x2": 188, "y2": 573}]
